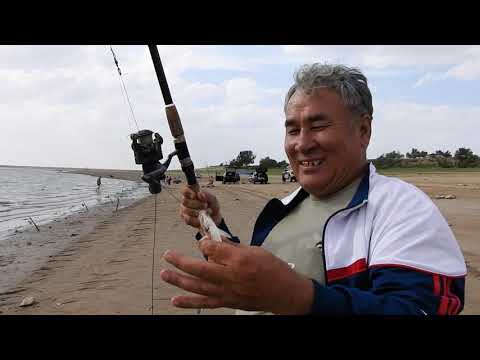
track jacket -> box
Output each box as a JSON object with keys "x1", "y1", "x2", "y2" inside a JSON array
[{"x1": 214, "y1": 163, "x2": 467, "y2": 315}]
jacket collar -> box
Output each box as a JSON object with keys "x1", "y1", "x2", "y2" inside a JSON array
[
  {"x1": 283, "y1": 162, "x2": 373, "y2": 210},
  {"x1": 250, "y1": 163, "x2": 373, "y2": 247}
]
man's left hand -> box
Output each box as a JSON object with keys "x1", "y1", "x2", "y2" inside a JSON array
[{"x1": 160, "y1": 237, "x2": 314, "y2": 314}]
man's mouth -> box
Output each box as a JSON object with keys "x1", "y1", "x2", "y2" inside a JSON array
[{"x1": 299, "y1": 159, "x2": 324, "y2": 168}]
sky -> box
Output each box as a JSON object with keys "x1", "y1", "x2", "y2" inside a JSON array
[{"x1": 1, "y1": 45, "x2": 479, "y2": 170}]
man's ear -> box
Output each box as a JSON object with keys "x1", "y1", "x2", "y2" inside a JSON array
[{"x1": 359, "y1": 114, "x2": 372, "y2": 150}]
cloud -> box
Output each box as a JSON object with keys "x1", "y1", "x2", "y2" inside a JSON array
[
  {"x1": 368, "y1": 101, "x2": 480, "y2": 158},
  {"x1": 411, "y1": 46, "x2": 480, "y2": 87},
  {"x1": 281, "y1": 45, "x2": 478, "y2": 70},
  {"x1": 444, "y1": 57, "x2": 480, "y2": 80},
  {"x1": 412, "y1": 72, "x2": 448, "y2": 88},
  {"x1": 1, "y1": 45, "x2": 479, "y2": 171}
]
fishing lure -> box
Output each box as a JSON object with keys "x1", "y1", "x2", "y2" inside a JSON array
[{"x1": 198, "y1": 210, "x2": 233, "y2": 243}]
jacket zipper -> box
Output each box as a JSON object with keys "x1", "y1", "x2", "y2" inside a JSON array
[{"x1": 319, "y1": 200, "x2": 368, "y2": 285}]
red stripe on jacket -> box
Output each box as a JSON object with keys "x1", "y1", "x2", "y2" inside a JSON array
[
  {"x1": 327, "y1": 258, "x2": 368, "y2": 282},
  {"x1": 438, "y1": 276, "x2": 450, "y2": 315}
]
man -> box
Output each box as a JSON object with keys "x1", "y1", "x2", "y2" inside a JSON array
[{"x1": 160, "y1": 63, "x2": 466, "y2": 315}]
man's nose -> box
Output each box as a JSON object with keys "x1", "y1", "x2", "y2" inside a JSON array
[{"x1": 296, "y1": 129, "x2": 316, "y2": 154}]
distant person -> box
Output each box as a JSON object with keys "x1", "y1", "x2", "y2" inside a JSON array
[
  {"x1": 167, "y1": 63, "x2": 466, "y2": 315},
  {"x1": 206, "y1": 176, "x2": 214, "y2": 188},
  {"x1": 96, "y1": 176, "x2": 102, "y2": 190}
]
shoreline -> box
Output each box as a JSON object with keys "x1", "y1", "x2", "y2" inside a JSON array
[
  {"x1": 64, "y1": 168, "x2": 144, "y2": 182},
  {"x1": 0, "y1": 169, "x2": 149, "y2": 300}
]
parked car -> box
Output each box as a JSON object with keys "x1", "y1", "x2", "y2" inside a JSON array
[
  {"x1": 223, "y1": 169, "x2": 240, "y2": 184},
  {"x1": 282, "y1": 168, "x2": 297, "y2": 183},
  {"x1": 249, "y1": 169, "x2": 268, "y2": 184}
]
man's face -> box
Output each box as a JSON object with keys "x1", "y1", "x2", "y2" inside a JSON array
[{"x1": 284, "y1": 88, "x2": 371, "y2": 198}]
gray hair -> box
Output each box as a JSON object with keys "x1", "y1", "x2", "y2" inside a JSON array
[{"x1": 284, "y1": 63, "x2": 373, "y2": 118}]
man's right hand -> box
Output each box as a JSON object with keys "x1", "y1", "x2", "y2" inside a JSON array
[{"x1": 180, "y1": 187, "x2": 222, "y2": 229}]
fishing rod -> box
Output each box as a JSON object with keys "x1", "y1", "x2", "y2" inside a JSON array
[
  {"x1": 147, "y1": 45, "x2": 199, "y2": 192},
  {"x1": 144, "y1": 45, "x2": 221, "y2": 243},
  {"x1": 128, "y1": 45, "x2": 197, "y2": 195},
  {"x1": 124, "y1": 45, "x2": 222, "y2": 315}
]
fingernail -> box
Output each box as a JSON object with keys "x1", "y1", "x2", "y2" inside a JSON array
[
  {"x1": 171, "y1": 297, "x2": 179, "y2": 306},
  {"x1": 163, "y1": 250, "x2": 171, "y2": 259},
  {"x1": 160, "y1": 269, "x2": 169, "y2": 281}
]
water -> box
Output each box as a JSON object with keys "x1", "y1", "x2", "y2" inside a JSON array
[{"x1": 0, "y1": 166, "x2": 150, "y2": 241}]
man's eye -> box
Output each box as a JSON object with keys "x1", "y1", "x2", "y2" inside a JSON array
[
  {"x1": 311, "y1": 124, "x2": 328, "y2": 131},
  {"x1": 287, "y1": 129, "x2": 299, "y2": 135}
]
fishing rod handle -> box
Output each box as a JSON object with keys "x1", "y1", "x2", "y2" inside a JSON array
[
  {"x1": 165, "y1": 104, "x2": 184, "y2": 137},
  {"x1": 165, "y1": 104, "x2": 198, "y2": 188}
]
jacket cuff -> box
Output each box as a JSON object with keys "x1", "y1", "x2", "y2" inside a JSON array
[{"x1": 309, "y1": 279, "x2": 350, "y2": 315}]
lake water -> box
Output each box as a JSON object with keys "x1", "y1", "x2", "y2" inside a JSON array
[{"x1": 0, "y1": 166, "x2": 150, "y2": 242}]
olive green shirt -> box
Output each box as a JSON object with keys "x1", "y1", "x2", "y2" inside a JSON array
[{"x1": 236, "y1": 177, "x2": 361, "y2": 315}]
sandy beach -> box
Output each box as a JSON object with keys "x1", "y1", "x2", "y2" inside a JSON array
[{"x1": 1, "y1": 169, "x2": 479, "y2": 315}]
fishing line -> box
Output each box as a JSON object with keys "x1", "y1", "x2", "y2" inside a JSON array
[
  {"x1": 108, "y1": 46, "x2": 198, "y2": 315},
  {"x1": 109, "y1": 45, "x2": 140, "y2": 132},
  {"x1": 151, "y1": 193, "x2": 157, "y2": 315},
  {"x1": 158, "y1": 183, "x2": 204, "y2": 315},
  {"x1": 162, "y1": 185, "x2": 181, "y2": 204},
  {"x1": 108, "y1": 45, "x2": 158, "y2": 315}
]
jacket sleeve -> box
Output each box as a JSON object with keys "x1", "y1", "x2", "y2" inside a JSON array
[
  {"x1": 309, "y1": 267, "x2": 465, "y2": 315},
  {"x1": 309, "y1": 180, "x2": 465, "y2": 315}
]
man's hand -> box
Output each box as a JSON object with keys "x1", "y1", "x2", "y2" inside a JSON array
[
  {"x1": 180, "y1": 187, "x2": 222, "y2": 228},
  {"x1": 160, "y1": 237, "x2": 314, "y2": 314}
]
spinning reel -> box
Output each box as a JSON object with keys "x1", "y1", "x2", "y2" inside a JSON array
[{"x1": 130, "y1": 129, "x2": 177, "y2": 194}]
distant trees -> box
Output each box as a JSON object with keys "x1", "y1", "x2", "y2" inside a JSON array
[
  {"x1": 373, "y1": 147, "x2": 479, "y2": 169},
  {"x1": 406, "y1": 148, "x2": 428, "y2": 159},
  {"x1": 229, "y1": 150, "x2": 256, "y2": 168},
  {"x1": 372, "y1": 151, "x2": 404, "y2": 168},
  {"x1": 259, "y1": 156, "x2": 277, "y2": 168},
  {"x1": 219, "y1": 146, "x2": 480, "y2": 170},
  {"x1": 220, "y1": 152, "x2": 289, "y2": 169},
  {"x1": 258, "y1": 157, "x2": 289, "y2": 169},
  {"x1": 434, "y1": 150, "x2": 452, "y2": 158},
  {"x1": 454, "y1": 147, "x2": 480, "y2": 168}
]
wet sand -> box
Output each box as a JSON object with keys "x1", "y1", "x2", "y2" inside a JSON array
[{"x1": 1, "y1": 169, "x2": 479, "y2": 315}]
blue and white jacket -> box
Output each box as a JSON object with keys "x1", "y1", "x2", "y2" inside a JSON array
[{"x1": 215, "y1": 163, "x2": 467, "y2": 315}]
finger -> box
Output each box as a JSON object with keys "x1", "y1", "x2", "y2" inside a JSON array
[
  {"x1": 181, "y1": 206, "x2": 201, "y2": 218},
  {"x1": 197, "y1": 191, "x2": 209, "y2": 203},
  {"x1": 180, "y1": 213, "x2": 200, "y2": 228},
  {"x1": 197, "y1": 238, "x2": 240, "y2": 265},
  {"x1": 181, "y1": 198, "x2": 208, "y2": 210},
  {"x1": 181, "y1": 186, "x2": 198, "y2": 200},
  {"x1": 221, "y1": 236, "x2": 239, "y2": 246},
  {"x1": 171, "y1": 295, "x2": 225, "y2": 309},
  {"x1": 198, "y1": 191, "x2": 218, "y2": 209},
  {"x1": 160, "y1": 269, "x2": 223, "y2": 297},
  {"x1": 163, "y1": 250, "x2": 232, "y2": 283}
]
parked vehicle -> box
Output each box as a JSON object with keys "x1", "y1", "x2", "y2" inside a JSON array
[
  {"x1": 223, "y1": 169, "x2": 240, "y2": 184},
  {"x1": 282, "y1": 167, "x2": 297, "y2": 183},
  {"x1": 249, "y1": 167, "x2": 268, "y2": 184}
]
